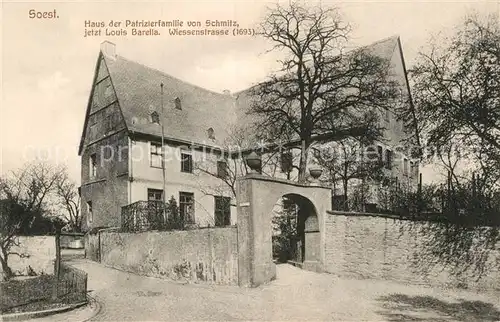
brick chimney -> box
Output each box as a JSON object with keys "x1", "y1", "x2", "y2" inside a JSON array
[{"x1": 100, "y1": 41, "x2": 116, "y2": 59}]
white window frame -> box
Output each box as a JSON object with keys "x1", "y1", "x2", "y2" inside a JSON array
[
  {"x1": 150, "y1": 142, "x2": 163, "y2": 168},
  {"x1": 147, "y1": 188, "x2": 164, "y2": 201},
  {"x1": 179, "y1": 191, "x2": 195, "y2": 223}
]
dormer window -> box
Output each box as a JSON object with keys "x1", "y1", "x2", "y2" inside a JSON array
[
  {"x1": 150, "y1": 111, "x2": 160, "y2": 124},
  {"x1": 174, "y1": 97, "x2": 182, "y2": 110},
  {"x1": 207, "y1": 128, "x2": 215, "y2": 140}
]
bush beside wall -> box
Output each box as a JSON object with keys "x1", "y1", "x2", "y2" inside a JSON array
[
  {"x1": 324, "y1": 214, "x2": 500, "y2": 291},
  {"x1": 99, "y1": 227, "x2": 238, "y2": 285},
  {"x1": 0, "y1": 275, "x2": 56, "y2": 312},
  {"x1": 0, "y1": 262, "x2": 88, "y2": 313}
]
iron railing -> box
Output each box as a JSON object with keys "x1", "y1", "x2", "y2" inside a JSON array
[
  {"x1": 56, "y1": 262, "x2": 87, "y2": 303},
  {"x1": 121, "y1": 200, "x2": 194, "y2": 232},
  {"x1": 122, "y1": 200, "x2": 165, "y2": 232}
]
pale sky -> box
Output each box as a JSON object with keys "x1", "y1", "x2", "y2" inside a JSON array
[{"x1": 1, "y1": 0, "x2": 498, "y2": 184}]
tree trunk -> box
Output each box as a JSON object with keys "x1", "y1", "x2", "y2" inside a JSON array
[
  {"x1": 343, "y1": 179, "x2": 349, "y2": 211},
  {"x1": 297, "y1": 140, "x2": 310, "y2": 183},
  {"x1": 0, "y1": 252, "x2": 13, "y2": 281},
  {"x1": 361, "y1": 177, "x2": 366, "y2": 212}
]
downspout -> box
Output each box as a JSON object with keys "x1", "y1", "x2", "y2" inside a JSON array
[{"x1": 161, "y1": 83, "x2": 167, "y2": 224}]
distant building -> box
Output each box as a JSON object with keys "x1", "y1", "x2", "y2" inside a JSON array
[{"x1": 78, "y1": 38, "x2": 418, "y2": 231}]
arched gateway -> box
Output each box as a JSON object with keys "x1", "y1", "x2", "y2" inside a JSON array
[{"x1": 236, "y1": 173, "x2": 332, "y2": 287}]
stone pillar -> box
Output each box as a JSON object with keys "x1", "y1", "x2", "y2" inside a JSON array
[{"x1": 236, "y1": 177, "x2": 276, "y2": 287}]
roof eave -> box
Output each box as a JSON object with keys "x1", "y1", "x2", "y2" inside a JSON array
[{"x1": 78, "y1": 51, "x2": 104, "y2": 156}]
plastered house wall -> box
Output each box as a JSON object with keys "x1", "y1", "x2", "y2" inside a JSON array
[{"x1": 129, "y1": 139, "x2": 236, "y2": 226}]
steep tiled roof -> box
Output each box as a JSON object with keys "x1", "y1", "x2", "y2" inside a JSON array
[
  {"x1": 360, "y1": 35, "x2": 399, "y2": 62},
  {"x1": 102, "y1": 35, "x2": 400, "y2": 147},
  {"x1": 104, "y1": 55, "x2": 238, "y2": 147}
]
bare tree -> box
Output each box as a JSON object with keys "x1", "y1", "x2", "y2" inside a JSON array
[
  {"x1": 410, "y1": 14, "x2": 500, "y2": 171},
  {"x1": 194, "y1": 125, "x2": 285, "y2": 200},
  {"x1": 0, "y1": 198, "x2": 30, "y2": 279},
  {"x1": 55, "y1": 170, "x2": 81, "y2": 232},
  {"x1": 248, "y1": 2, "x2": 399, "y2": 183},
  {"x1": 194, "y1": 126, "x2": 251, "y2": 200},
  {"x1": 314, "y1": 139, "x2": 385, "y2": 210},
  {"x1": 195, "y1": 154, "x2": 245, "y2": 199},
  {"x1": 0, "y1": 162, "x2": 65, "y2": 280},
  {"x1": 402, "y1": 14, "x2": 500, "y2": 279}
]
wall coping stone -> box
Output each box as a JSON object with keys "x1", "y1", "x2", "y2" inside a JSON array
[
  {"x1": 327, "y1": 210, "x2": 420, "y2": 222},
  {"x1": 239, "y1": 173, "x2": 331, "y2": 190}
]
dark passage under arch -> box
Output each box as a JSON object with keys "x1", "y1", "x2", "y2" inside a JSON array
[{"x1": 272, "y1": 193, "x2": 320, "y2": 265}]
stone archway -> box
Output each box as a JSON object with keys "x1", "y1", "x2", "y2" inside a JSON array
[
  {"x1": 236, "y1": 174, "x2": 331, "y2": 287},
  {"x1": 272, "y1": 194, "x2": 320, "y2": 268}
]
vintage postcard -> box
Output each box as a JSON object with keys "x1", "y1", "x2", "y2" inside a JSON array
[{"x1": 1, "y1": 0, "x2": 499, "y2": 321}]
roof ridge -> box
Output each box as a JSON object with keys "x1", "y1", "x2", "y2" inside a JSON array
[
  {"x1": 234, "y1": 35, "x2": 401, "y2": 95},
  {"x1": 110, "y1": 54, "x2": 233, "y2": 98},
  {"x1": 364, "y1": 34, "x2": 400, "y2": 47}
]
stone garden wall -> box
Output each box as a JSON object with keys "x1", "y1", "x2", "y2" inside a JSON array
[
  {"x1": 324, "y1": 212, "x2": 500, "y2": 291},
  {"x1": 98, "y1": 227, "x2": 238, "y2": 285}
]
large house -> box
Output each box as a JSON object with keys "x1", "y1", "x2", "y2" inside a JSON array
[{"x1": 79, "y1": 38, "x2": 418, "y2": 231}]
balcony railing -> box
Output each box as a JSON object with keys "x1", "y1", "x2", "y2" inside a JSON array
[
  {"x1": 121, "y1": 200, "x2": 165, "y2": 232},
  {"x1": 121, "y1": 200, "x2": 195, "y2": 232}
]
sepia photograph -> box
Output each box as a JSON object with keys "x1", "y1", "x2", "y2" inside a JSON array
[{"x1": 1, "y1": 0, "x2": 499, "y2": 321}]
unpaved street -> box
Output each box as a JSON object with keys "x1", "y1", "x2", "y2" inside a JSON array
[{"x1": 34, "y1": 258, "x2": 500, "y2": 321}]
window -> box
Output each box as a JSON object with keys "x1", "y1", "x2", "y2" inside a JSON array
[
  {"x1": 150, "y1": 142, "x2": 163, "y2": 168},
  {"x1": 217, "y1": 160, "x2": 228, "y2": 179},
  {"x1": 181, "y1": 151, "x2": 193, "y2": 173},
  {"x1": 214, "y1": 196, "x2": 231, "y2": 226},
  {"x1": 377, "y1": 145, "x2": 383, "y2": 162},
  {"x1": 280, "y1": 151, "x2": 293, "y2": 173},
  {"x1": 385, "y1": 109, "x2": 390, "y2": 123},
  {"x1": 385, "y1": 149, "x2": 393, "y2": 170},
  {"x1": 411, "y1": 161, "x2": 419, "y2": 179},
  {"x1": 403, "y1": 158, "x2": 409, "y2": 176},
  {"x1": 147, "y1": 189, "x2": 163, "y2": 201},
  {"x1": 179, "y1": 192, "x2": 194, "y2": 223},
  {"x1": 89, "y1": 153, "x2": 97, "y2": 179},
  {"x1": 174, "y1": 97, "x2": 182, "y2": 110},
  {"x1": 87, "y1": 201, "x2": 93, "y2": 223},
  {"x1": 150, "y1": 111, "x2": 160, "y2": 124},
  {"x1": 103, "y1": 145, "x2": 113, "y2": 160},
  {"x1": 207, "y1": 128, "x2": 215, "y2": 140},
  {"x1": 365, "y1": 146, "x2": 378, "y2": 161}
]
